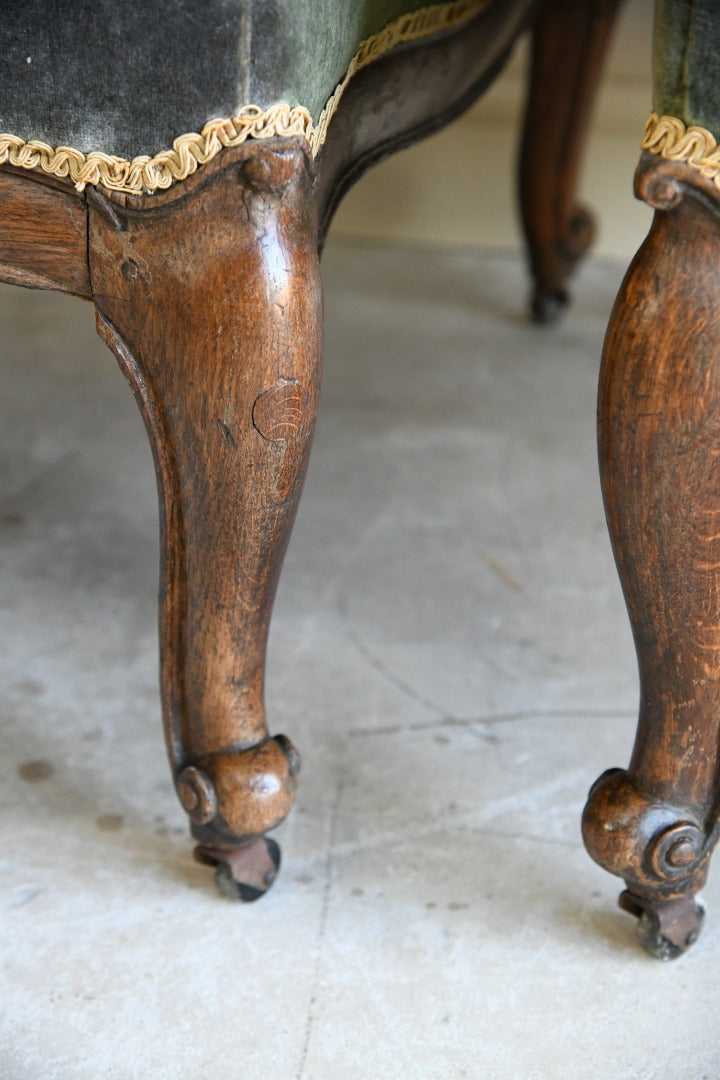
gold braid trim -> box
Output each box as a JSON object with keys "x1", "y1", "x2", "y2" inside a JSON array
[
  {"x1": 641, "y1": 112, "x2": 720, "y2": 190},
  {"x1": 0, "y1": 105, "x2": 314, "y2": 194},
  {"x1": 0, "y1": 0, "x2": 490, "y2": 196},
  {"x1": 311, "y1": 0, "x2": 491, "y2": 148}
]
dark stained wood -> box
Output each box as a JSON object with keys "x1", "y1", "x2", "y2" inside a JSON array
[
  {"x1": 582, "y1": 154, "x2": 720, "y2": 957},
  {"x1": 315, "y1": 0, "x2": 536, "y2": 247},
  {"x1": 0, "y1": 3, "x2": 679, "y2": 935},
  {"x1": 0, "y1": 168, "x2": 90, "y2": 296},
  {"x1": 518, "y1": 0, "x2": 623, "y2": 321},
  {"x1": 89, "y1": 140, "x2": 320, "y2": 874}
]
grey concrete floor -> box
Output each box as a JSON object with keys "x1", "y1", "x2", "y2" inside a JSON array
[{"x1": 1, "y1": 240, "x2": 719, "y2": 1079}]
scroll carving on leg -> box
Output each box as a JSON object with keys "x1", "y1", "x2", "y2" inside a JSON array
[
  {"x1": 582, "y1": 153, "x2": 720, "y2": 956},
  {"x1": 88, "y1": 139, "x2": 322, "y2": 899}
]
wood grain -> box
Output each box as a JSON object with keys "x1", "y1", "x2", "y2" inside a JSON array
[
  {"x1": 583, "y1": 156, "x2": 720, "y2": 954},
  {"x1": 89, "y1": 140, "x2": 319, "y2": 848},
  {"x1": 0, "y1": 168, "x2": 90, "y2": 296}
]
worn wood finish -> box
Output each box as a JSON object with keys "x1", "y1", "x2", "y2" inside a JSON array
[
  {"x1": 518, "y1": 0, "x2": 623, "y2": 322},
  {"x1": 0, "y1": 4, "x2": 662, "y2": 925},
  {"x1": 582, "y1": 154, "x2": 720, "y2": 957},
  {"x1": 315, "y1": 0, "x2": 535, "y2": 246},
  {"x1": 89, "y1": 139, "x2": 320, "y2": 894},
  {"x1": 0, "y1": 168, "x2": 90, "y2": 296}
]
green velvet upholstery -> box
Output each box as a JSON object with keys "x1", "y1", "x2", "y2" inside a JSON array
[
  {"x1": 0, "y1": 0, "x2": 483, "y2": 160},
  {"x1": 653, "y1": 0, "x2": 720, "y2": 134}
]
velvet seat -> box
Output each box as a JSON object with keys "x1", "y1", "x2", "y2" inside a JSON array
[
  {"x1": 11, "y1": 0, "x2": 709, "y2": 960},
  {"x1": 0, "y1": 0, "x2": 534, "y2": 195},
  {"x1": 0, "y1": 1, "x2": 505, "y2": 157}
]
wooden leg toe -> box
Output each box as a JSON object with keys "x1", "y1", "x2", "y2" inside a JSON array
[{"x1": 89, "y1": 140, "x2": 321, "y2": 894}]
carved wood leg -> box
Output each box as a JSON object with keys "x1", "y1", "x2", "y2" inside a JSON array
[
  {"x1": 88, "y1": 140, "x2": 321, "y2": 899},
  {"x1": 582, "y1": 157, "x2": 720, "y2": 957},
  {"x1": 518, "y1": 0, "x2": 623, "y2": 322}
]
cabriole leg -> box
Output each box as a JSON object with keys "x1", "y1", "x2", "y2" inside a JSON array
[
  {"x1": 583, "y1": 158, "x2": 720, "y2": 957},
  {"x1": 88, "y1": 140, "x2": 322, "y2": 899},
  {"x1": 518, "y1": 0, "x2": 623, "y2": 322}
]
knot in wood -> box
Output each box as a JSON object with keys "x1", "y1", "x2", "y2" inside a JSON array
[
  {"x1": 252, "y1": 379, "x2": 302, "y2": 443},
  {"x1": 121, "y1": 258, "x2": 140, "y2": 282}
]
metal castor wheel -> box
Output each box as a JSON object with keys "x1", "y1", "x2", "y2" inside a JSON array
[
  {"x1": 620, "y1": 890, "x2": 705, "y2": 960},
  {"x1": 194, "y1": 835, "x2": 281, "y2": 902}
]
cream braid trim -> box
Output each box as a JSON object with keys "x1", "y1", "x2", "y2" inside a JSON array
[
  {"x1": 642, "y1": 112, "x2": 720, "y2": 190},
  {"x1": 0, "y1": 0, "x2": 491, "y2": 195}
]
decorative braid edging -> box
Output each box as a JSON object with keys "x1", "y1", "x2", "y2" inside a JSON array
[
  {"x1": 311, "y1": 0, "x2": 491, "y2": 148},
  {"x1": 0, "y1": 105, "x2": 314, "y2": 195},
  {"x1": 0, "y1": 0, "x2": 490, "y2": 196},
  {"x1": 642, "y1": 112, "x2": 720, "y2": 190}
]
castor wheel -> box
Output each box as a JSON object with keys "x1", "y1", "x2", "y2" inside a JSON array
[
  {"x1": 194, "y1": 835, "x2": 281, "y2": 902},
  {"x1": 637, "y1": 906, "x2": 705, "y2": 961},
  {"x1": 619, "y1": 890, "x2": 705, "y2": 960},
  {"x1": 531, "y1": 287, "x2": 569, "y2": 324}
]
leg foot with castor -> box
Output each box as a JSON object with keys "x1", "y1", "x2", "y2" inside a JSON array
[
  {"x1": 519, "y1": 0, "x2": 622, "y2": 321},
  {"x1": 583, "y1": 768, "x2": 712, "y2": 959},
  {"x1": 88, "y1": 139, "x2": 321, "y2": 895},
  {"x1": 583, "y1": 155, "x2": 720, "y2": 955}
]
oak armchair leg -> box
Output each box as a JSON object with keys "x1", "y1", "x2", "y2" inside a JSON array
[
  {"x1": 519, "y1": 0, "x2": 623, "y2": 322},
  {"x1": 88, "y1": 140, "x2": 322, "y2": 899},
  {"x1": 583, "y1": 157, "x2": 720, "y2": 957}
]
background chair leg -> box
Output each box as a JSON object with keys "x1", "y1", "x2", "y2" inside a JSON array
[
  {"x1": 518, "y1": 0, "x2": 623, "y2": 322},
  {"x1": 583, "y1": 157, "x2": 720, "y2": 956},
  {"x1": 88, "y1": 141, "x2": 322, "y2": 898}
]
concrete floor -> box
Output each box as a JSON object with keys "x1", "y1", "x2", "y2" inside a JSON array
[{"x1": 2, "y1": 240, "x2": 719, "y2": 1079}]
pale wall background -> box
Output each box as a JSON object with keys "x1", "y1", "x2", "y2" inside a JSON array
[{"x1": 331, "y1": 0, "x2": 655, "y2": 262}]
